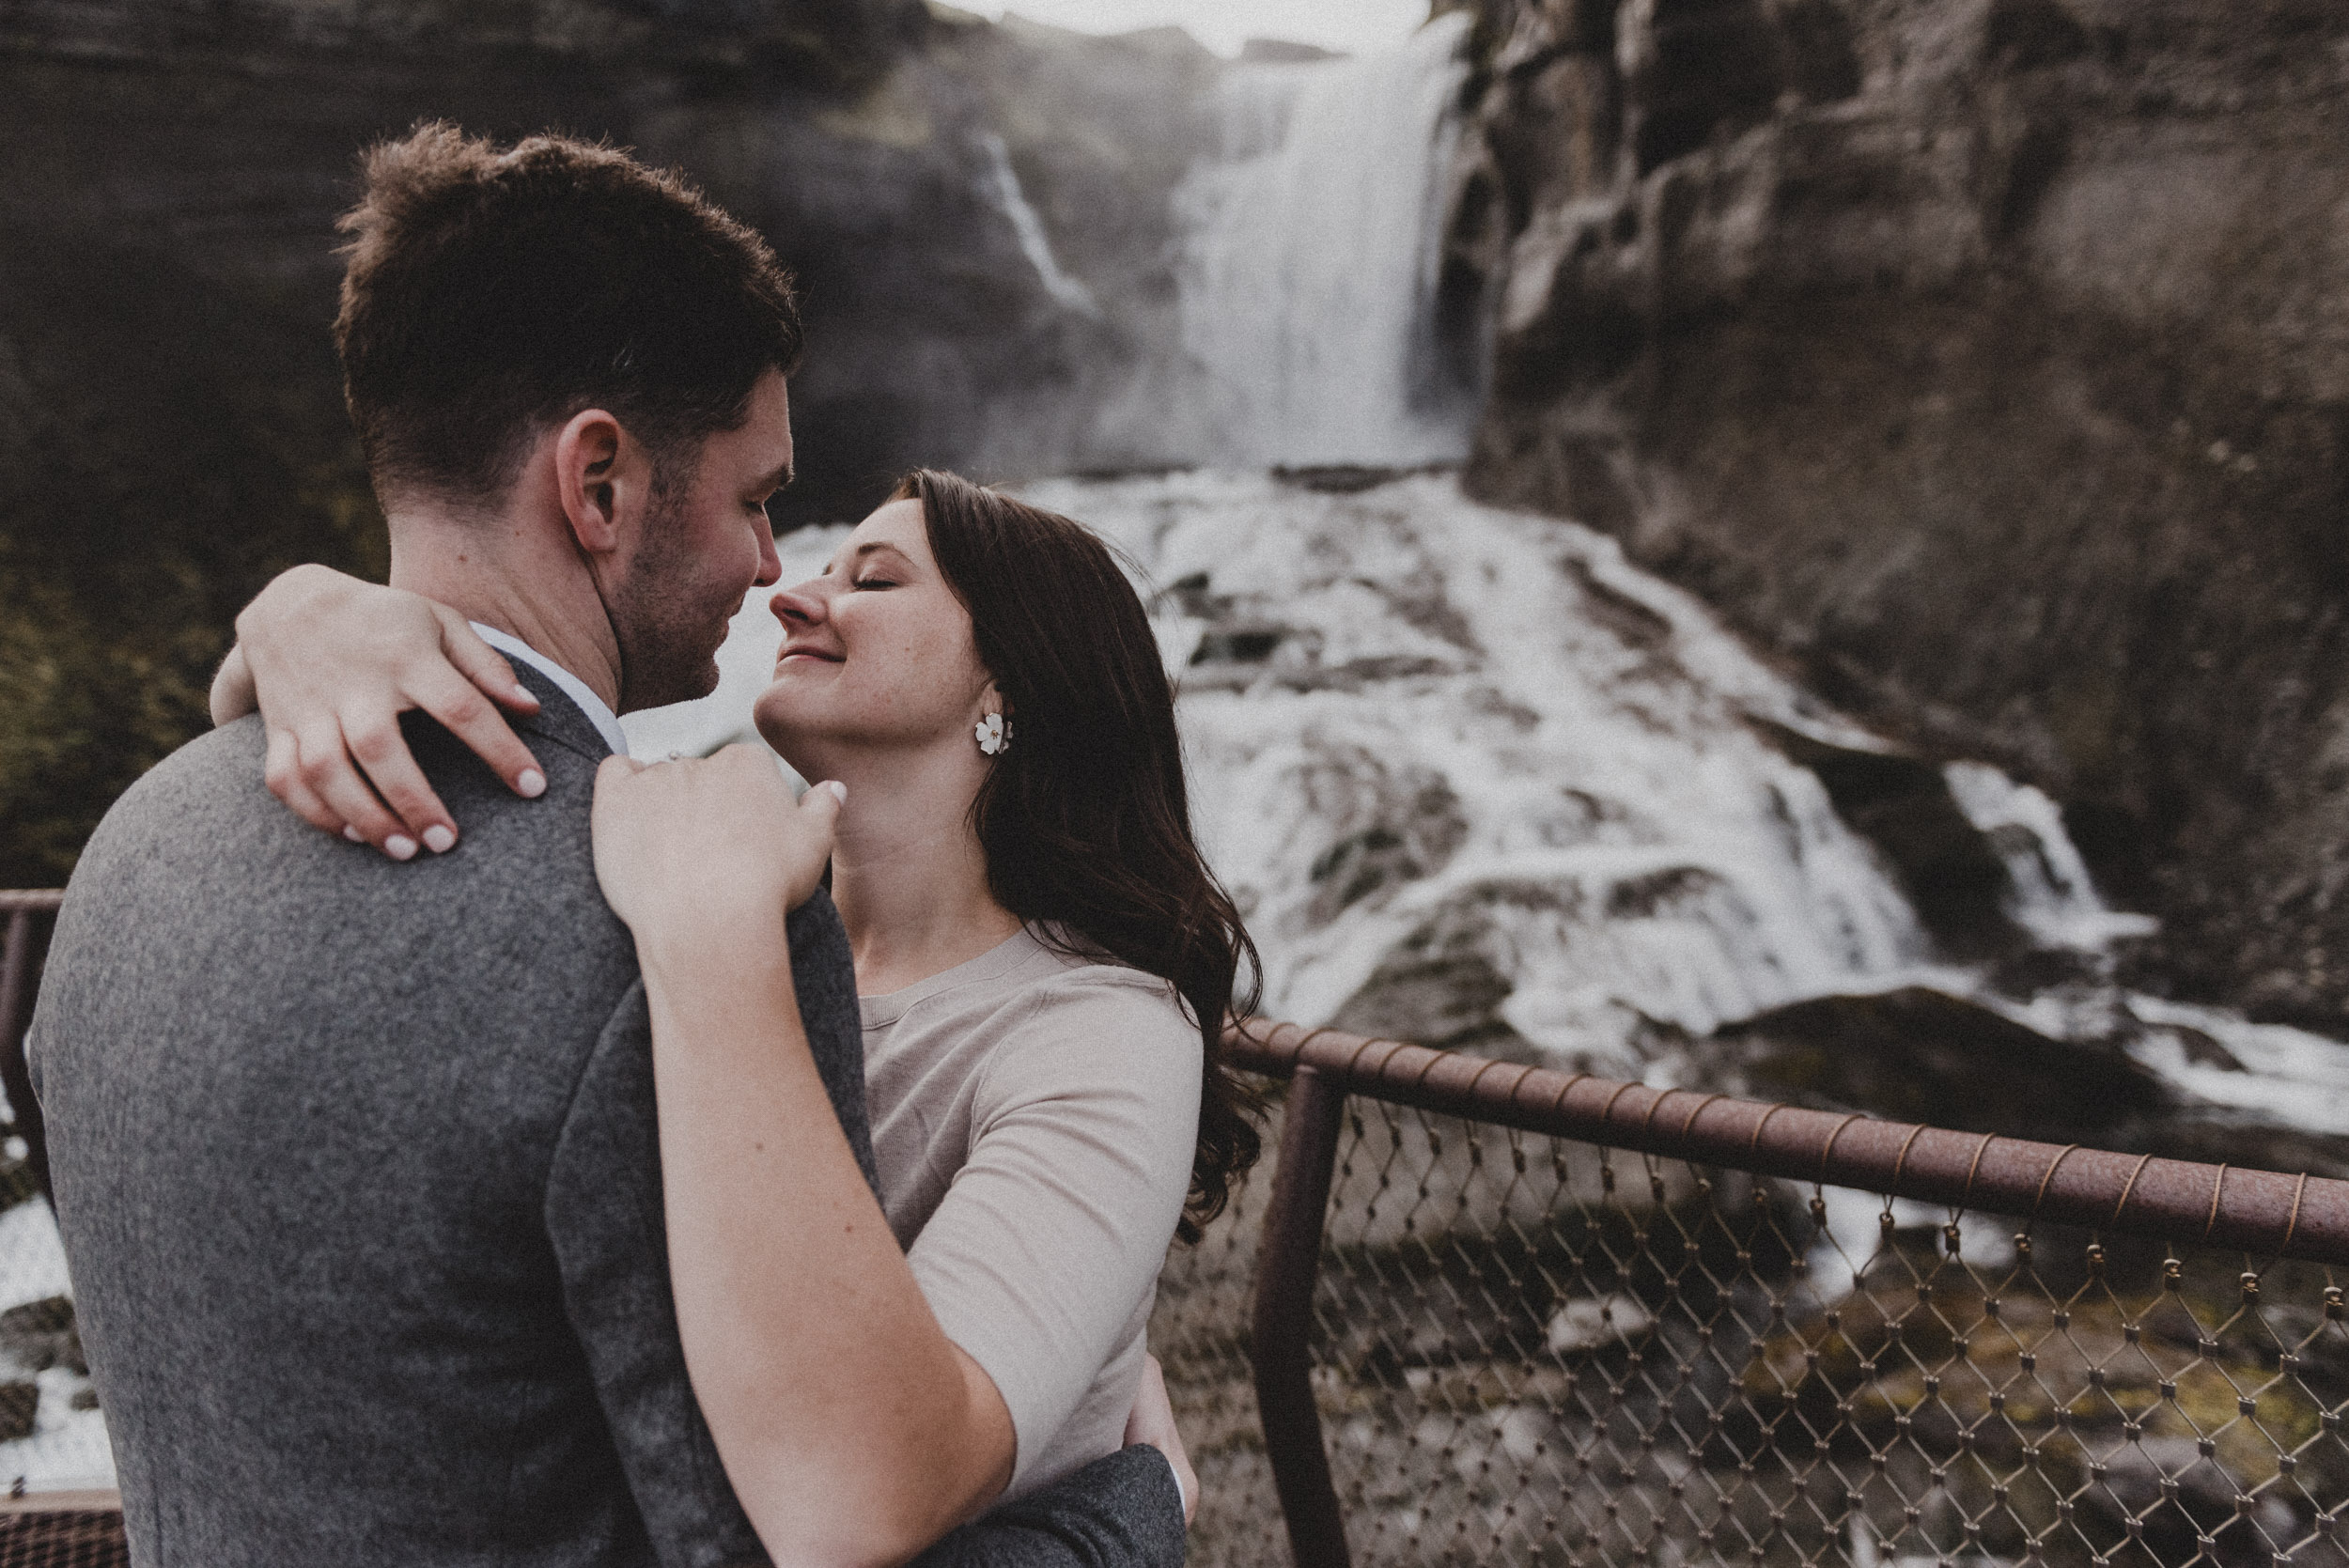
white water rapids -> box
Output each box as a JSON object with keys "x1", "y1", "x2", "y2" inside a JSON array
[{"x1": 633, "y1": 471, "x2": 2349, "y2": 1141}]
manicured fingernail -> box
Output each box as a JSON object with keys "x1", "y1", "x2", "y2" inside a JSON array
[
  {"x1": 385, "y1": 834, "x2": 418, "y2": 862},
  {"x1": 510, "y1": 683, "x2": 537, "y2": 706},
  {"x1": 343, "y1": 825, "x2": 364, "y2": 844},
  {"x1": 822, "y1": 780, "x2": 848, "y2": 804},
  {"x1": 516, "y1": 768, "x2": 547, "y2": 799},
  {"x1": 422, "y1": 825, "x2": 456, "y2": 854}
]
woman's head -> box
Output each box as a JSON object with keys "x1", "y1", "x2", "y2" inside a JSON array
[
  {"x1": 755, "y1": 470, "x2": 1262, "y2": 1240},
  {"x1": 753, "y1": 493, "x2": 1002, "y2": 770}
]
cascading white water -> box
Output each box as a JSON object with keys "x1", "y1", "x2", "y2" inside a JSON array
[
  {"x1": 1017, "y1": 469, "x2": 1937, "y2": 1051},
  {"x1": 650, "y1": 473, "x2": 2349, "y2": 1145},
  {"x1": 614, "y1": 12, "x2": 2349, "y2": 1149},
  {"x1": 1170, "y1": 14, "x2": 1475, "y2": 466}
]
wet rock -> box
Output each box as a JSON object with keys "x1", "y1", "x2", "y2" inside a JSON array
[
  {"x1": 2078, "y1": 1438, "x2": 2298, "y2": 1568},
  {"x1": 1238, "y1": 39, "x2": 1343, "y2": 65},
  {"x1": 1332, "y1": 944, "x2": 1529, "y2": 1058},
  {"x1": 1271, "y1": 463, "x2": 1432, "y2": 494},
  {"x1": 1711, "y1": 985, "x2": 2169, "y2": 1141},
  {"x1": 1287, "y1": 751, "x2": 1470, "y2": 928},
  {"x1": 1756, "y1": 721, "x2": 2024, "y2": 961},
  {"x1": 2127, "y1": 1112, "x2": 2349, "y2": 1182},
  {"x1": 0, "y1": 1295, "x2": 85, "y2": 1376},
  {"x1": 0, "y1": 1380, "x2": 35, "y2": 1443}
]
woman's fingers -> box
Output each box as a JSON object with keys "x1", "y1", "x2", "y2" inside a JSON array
[
  {"x1": 408, "y1": 664, "x2": 547, "y2": 801},
  {"x1": 431, "y1": 607, "x2": 542, "y2": 714},
  {"x1": 592, "y1": 750, "x2": 840, "y2": 934},
  {"x1": 799, "y1": 776, "x2": 848, "y2": 816},
  {"x1": 343, "y1": 709, "x2": 459, "y2": 854},
  {"x1": 262, "y1": 726, "x2": 349, "y2": 839},
  {"x1": 298, "y1": 721, "x2": 418, "y2": 859}
]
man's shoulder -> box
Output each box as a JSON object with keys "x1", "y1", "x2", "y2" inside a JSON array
[
  {"x1": 87, "y1": 664, "x2": 616, "y2": 854},
  {"x1": 40, "y1": 714, "x2": 639, "y2": 1110},
  {"x1": 65, "y1": 712, "x2": 614, "y2": 946}
]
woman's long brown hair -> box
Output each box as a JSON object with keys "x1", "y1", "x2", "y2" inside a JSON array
[{"x1": 892, "y1": 469, "x2": 1262, "y2": 1242}]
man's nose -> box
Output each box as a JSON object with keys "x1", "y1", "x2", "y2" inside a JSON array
[{"x1": 751, "y1": 523, "x2": 783, "y2": 590}]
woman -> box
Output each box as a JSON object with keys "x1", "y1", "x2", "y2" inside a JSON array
[{"x1": 217, "y1": 470, "x2": 1255, "y2": 1540}]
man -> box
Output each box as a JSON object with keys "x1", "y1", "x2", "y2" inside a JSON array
[{"x1": 27, "y1": 124, "x2": 1186, "y2": 1565}]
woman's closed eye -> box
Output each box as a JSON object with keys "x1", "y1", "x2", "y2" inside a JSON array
[{"x1": 851, "y1": 575, "x2": 901, "y2": 590}]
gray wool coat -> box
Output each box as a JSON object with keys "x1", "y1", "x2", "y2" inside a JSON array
[{"x1": 28, "y1": 670, "x2": 1183, "y2": 1568}]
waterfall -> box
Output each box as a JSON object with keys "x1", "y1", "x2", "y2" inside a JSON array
[
  {"x1": 976, "y1": 132, "x2": 1100, "y2": 318},
  {"x1": 1171, "y1": 14, "x2": 1475, "y2": 467},
  {"x1": 1012, "y1": 469, "x2": 1939, "y2": 1055},
  {"x1": 624, "y1": 3, "x2": 2349, "y2": 1164}
]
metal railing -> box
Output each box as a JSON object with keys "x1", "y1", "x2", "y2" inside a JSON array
[
  {"x1": 6, "y1": 888, "x2": 2349, "y2": 1568},
  {"x1": 1150, "y1": 1022, "x2": 2349, "y2": 1567}
]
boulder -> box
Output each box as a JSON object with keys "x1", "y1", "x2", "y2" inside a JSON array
[{"x1": 1711, "y1": 985, "x2": 2170, "y2": 1141}]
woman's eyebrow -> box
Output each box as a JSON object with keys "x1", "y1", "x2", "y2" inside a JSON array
[{"x1": 851, "y1": 541, "x2": 914, "y2": 566}]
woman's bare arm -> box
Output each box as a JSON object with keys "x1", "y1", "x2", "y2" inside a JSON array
[
  {"x1": 214, "y1": 564, "x2": 547, "y2": 858},
  {"x1": 594, "y1": 752, "x2": 1018, "y2": 1566}
]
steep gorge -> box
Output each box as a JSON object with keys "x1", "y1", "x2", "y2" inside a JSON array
[{"x1": 1443, "y1": 0, "x2": 2349, "y2": 1028}]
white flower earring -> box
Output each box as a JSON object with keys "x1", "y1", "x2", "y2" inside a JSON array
[{"x1": 975, "y1": 712, "x2": 1012, "y2": 756}]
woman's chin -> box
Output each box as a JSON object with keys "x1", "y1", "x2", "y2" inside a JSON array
[{"x1": 750, "y1": 681, "x2": 794, "y2": 740}]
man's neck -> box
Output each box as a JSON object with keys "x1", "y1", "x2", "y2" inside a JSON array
[{"x1": 386, "y1": 508, "x2": 624, "y2": 713}]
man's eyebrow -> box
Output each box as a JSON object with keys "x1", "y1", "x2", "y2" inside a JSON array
[{"x1": 754, "y1": 460, "x2": 794, "y2": 491}]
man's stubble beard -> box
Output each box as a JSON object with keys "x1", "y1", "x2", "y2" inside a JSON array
[{"x1": 609, "y1": 481, "x2": 732, "y2": 713}]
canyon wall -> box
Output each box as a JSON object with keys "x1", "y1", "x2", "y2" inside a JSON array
[
  {"x1": 1446, "y1": 0, "x2": 2349, "y2": 1027},
  {"x1": 0, "y1": 0, "x2": 1208, "y2": 884}
]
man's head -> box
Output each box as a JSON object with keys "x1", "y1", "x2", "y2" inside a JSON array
[{"x1": 335, "y1": 123, "x2": 800, "y2": 708}]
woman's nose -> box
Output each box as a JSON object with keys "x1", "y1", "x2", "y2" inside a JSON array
[{"x1": 769, "y1": 581, "x2": 825, "y2": 627}]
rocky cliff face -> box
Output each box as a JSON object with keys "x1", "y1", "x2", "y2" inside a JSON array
[
  {"x1": 0, "y1": 0, "x2": 1212, "y2": 885},
  {"x1": 1445, "y1": 0, "x2": 2349, "y2": 1028}
]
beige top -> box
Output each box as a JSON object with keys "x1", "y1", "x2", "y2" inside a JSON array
[{"x1": 861, "y1": 925, "x2": 1203, "y2": 1498}]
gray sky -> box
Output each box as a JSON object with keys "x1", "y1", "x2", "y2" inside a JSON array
[{"x1": 960, "y1": 0, "x2": 1433, "y2": 56}]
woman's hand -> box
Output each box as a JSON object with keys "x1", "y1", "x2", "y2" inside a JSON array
[
  {"x1": 592, "y1": 748, "x2": 844, "y2": 950},
  {"x1": 215, "y1": 564, "x2": 547, "y2": 860}
]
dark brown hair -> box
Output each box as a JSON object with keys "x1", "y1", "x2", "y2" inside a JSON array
[
  {"x1": 892, "y1": 469, "x2": 1263, "y2": 1243},
  {"x1": 334, "y1": 122, "x2": 801, "y2": 506}
]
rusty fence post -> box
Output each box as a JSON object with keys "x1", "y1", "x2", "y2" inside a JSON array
[
  {"x1": 1251, "y1": 1063, "x2": 1350, "y2": 1568},
  {"x1": 0, "y1": 898, "x2": 57, "y2": 1201}
]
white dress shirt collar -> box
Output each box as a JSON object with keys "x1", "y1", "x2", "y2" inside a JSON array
[{"x1": 469, "y1": 622, "x2": 630, "y2": 759}]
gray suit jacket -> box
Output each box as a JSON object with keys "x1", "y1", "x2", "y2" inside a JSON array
[{"x1": 29, "y1": 672, "x2": 1183, "y2": 1568}]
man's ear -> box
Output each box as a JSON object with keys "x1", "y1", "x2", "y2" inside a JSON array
[{"x1": 554, "y1": 408, "x2": 652, "y2": 558}]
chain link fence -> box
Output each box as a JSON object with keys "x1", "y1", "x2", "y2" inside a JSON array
[{"x1": 1151, "y1": 1030, "x2": 2349, "y2": 1568}]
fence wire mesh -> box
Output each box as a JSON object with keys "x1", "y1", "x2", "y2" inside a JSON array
[{"x1": 1152, "y1": 1079, "x2": 2349, "y2": 1568}]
